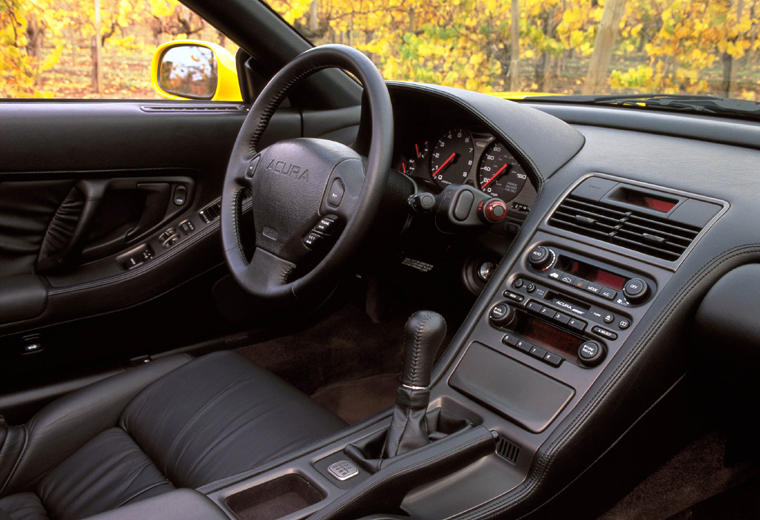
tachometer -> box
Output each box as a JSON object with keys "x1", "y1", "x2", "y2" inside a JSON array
[
  {"x1": 477, "y1": 141, "x2": 528, "y2": 201},
  {"x1": 429, "y1": 129, "x2": 474, "y2": 188}
]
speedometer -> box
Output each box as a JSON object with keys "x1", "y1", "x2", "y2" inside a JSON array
[
  {"x1": 429, "y1": 129, "x2": 474, "y2": 188},
  {"x1": 477, "y1": 141, "x2": 528, "y2": 201}
]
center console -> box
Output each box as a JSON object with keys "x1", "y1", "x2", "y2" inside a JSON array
[{"x1": 196, "y1": 175, "x2": 727, "y2": 520}]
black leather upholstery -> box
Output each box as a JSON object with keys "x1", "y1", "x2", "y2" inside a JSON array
[{"x1": 0, "y1": 351, "x2": 345, "y2": 520}]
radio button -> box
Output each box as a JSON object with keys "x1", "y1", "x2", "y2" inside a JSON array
[
  {"x1": 539, "y1": 306, "x2": 554, "y2": 318},
  {"x1": 502, "y1": 334, "x2": 519, "y2": 347},
  {"x1": 504, "y1": 291, "x2": 525, "y2": 303},
  {"x1": 553, "y1": 312, "x2": 571, "y2": 325},
  {"x1": 603, "y1": 313, "x2": 615, "y2": 324},
  {"x1": 559, "y1": 274, "x2": 575, "y2": 285},
  {"x1": 599, "y1": 287, "x2": 617, "y2": 300},
  {"x1": 526, "y1": 301, "x2": 543, "y2": 313},
  {"x1": 586, "y1": 282, "x2": 602, "y2": 295},
  {"x1": 515, "y1": 340, "x2": 533, "y2": 353},
  {"x1": 592, "y1": 326, "x2": 618, "y2": 340},
  {"x1": 529, "y1": 346, "x2": 547, "y2": 360},
  {"x1": 513, "y1": 279, "x2": 524, "y2": 289},
  {"x1": 618, "y1": 319, "x2": 631, "y2": 330},
  {"x1": 526, "y1": 283, "x2": 536, "y2": 293},
  {"x1": 543, "y1": 352, "x2": 564, "y2": 367},
  {"x1": 568, "y1": 318, "x2": 587, "y2": 332}
]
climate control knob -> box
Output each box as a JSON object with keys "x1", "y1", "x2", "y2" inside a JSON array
[
  {"x1": 528, "y1": 246, "x2": 555, "y2": 270},
  {"x1": 489, "y1": 303, "x2": 516, "y2": 329},
  {"x1": 623, "y1": 278, "x2": 649, "y2": 303}
]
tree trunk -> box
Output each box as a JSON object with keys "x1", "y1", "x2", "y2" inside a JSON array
[
  {"x1": 583, "y1": 0, "x2": 626, "y2": 94},
  {"x1": 310, "y1": 0, "x2": 318, "y2": 32},
  {"x1": 26, "y1": 14, "x2": 44, "y2": 86},
  {"x1": 92, "y1": 0, "x2": 102, "y2": 94},
  {"x1": 509, "y1": 0, "x2": 520, "y2": 91},
  {"x1": 721, "y1": 0, "x2": 744, "y2": 97}
]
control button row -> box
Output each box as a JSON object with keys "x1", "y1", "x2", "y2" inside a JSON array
[
  {"x1": 527, "y1": 300, "x2": 588, "y2": 331},
  {"x1": 549, "y1": 270, "x2": 618, "y2": 301},
  {"x1": 303, "y1": 215, "x2": 339, "y2": 249},
  {"x1": 502, "y1": 334, "x2": 564, "y2": 367}
]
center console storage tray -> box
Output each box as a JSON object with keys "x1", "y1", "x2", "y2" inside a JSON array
[
  {"x1": 449, "y1": 342, "x2": 575, "y2": 433},
  {"x1": 225, "y1": 474, "x2": 323, "y2": 520}
]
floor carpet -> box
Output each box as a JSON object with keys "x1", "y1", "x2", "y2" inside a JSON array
[{"x1": 311, "y1": 373, "x2": 400, "y2": 425}]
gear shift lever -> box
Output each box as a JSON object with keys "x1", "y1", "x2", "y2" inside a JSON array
[{"x1": 382, "y1": 310, "x2": 447, "y2": 458}]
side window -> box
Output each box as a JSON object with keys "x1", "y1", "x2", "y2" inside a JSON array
[{"x1": 0, "y1": 0, "x2": 240, "y2": 100}]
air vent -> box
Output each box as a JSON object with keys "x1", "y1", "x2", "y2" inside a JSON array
[
  {"x1": 199, "y1": 199, "x2": 222, "y2": 223},
  {"x1": 495, "y1": 435, "x2": 521, "y2": 464},
  {"x1": 549, "y1": 196, "x2": 701, "y2": 261}
]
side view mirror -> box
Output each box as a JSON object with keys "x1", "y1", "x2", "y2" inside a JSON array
[{"x1": 151, "y1": 40, "x2": 242, "y2": 101}]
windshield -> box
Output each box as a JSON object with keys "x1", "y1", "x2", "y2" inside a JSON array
[{"x1": 264, "y1": 0, "x2": 760, "y2": 102}]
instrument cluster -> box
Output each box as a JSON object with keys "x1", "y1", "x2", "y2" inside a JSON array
[{"x1": 395, "y1": 126, "x2": 537, "y2": 216}]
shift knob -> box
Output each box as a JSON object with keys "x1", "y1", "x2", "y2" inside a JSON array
[
  {"x1": 382, "y1": 311, "x2": 447, "y2": 459},
  {"x1": 401, "y1": 310, "x2": 448, "y2": 389}
]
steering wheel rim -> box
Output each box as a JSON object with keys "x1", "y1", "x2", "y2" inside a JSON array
[{"x1": 221, "y1": 44, "x2": 393, "y2": 301}]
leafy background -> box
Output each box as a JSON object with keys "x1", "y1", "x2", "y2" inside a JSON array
[{"x1": 2, "y1": 0, "x2": 758, "y2": 100}]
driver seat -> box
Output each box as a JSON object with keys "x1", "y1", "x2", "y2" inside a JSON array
[{"x1": 0, "y1": 351, "x2": 346, "y2": 520}]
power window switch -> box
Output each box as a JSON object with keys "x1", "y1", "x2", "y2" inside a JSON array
[
  {"x1": 180, "y1": 220, "x2": 195, "y2": 235},
  {"x1": 121, "y1": 255, "x2": 144, "y2": 270}
]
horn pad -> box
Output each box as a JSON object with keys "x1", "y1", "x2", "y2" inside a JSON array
[{"x1": 250, "y1": 138, "x2": 362, "y2": 262}]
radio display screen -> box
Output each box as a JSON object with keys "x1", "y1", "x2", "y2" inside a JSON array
[
  {"x1": 561, "y1": 258, "x2": 627, "y2": 291},
  {"x1": 516, "y1": 316, "x2": 582, "y2": 361}
]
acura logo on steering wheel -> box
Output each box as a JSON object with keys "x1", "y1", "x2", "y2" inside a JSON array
[{"x1": 266, "y1": 159, "x2": 310, "y2": 181}]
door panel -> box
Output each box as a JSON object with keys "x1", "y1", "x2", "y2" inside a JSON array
[{"x1": 0, "y1": 98, "x2": 361, "y2": 395}]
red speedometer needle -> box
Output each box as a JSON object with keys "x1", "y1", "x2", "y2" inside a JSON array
[
  {"x1": 481, "y1": 164, "x2": 508, "y2": 190},
  {"x1": 434, "y1": 152, "x2": 457, "y2": 176}
]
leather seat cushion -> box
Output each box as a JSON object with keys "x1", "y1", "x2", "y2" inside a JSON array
[
  {"x1": 0, "y1": 492, "x2": 49, "y2": 520},
  {"x1": 119, "y1": 351, "x2": 347, "y2": 489},
  {"x1": 0, "y1": 351, "x2": 346, "y2": 520},
  {"x1": 36, "y1": 428, "x2": 173, "y2": 520}
]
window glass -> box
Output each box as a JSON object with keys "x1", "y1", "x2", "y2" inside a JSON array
[
  {"x1": 264, "y1": 0, "x2": 760, "y2": 101},
  {"x1": 0, "y1": 0, "x2": 239, "y2": 98}
]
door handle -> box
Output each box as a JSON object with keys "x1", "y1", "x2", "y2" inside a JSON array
[
  {"x1": 125, "y1": 183, "x2": 171, "y2": 240},
  {"x1": 36, "y1": 180, "x2": 108, "y2": 272}
]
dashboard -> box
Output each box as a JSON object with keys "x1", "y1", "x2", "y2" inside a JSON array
[
  {"x1": 365, "y1": 82, "x2": 760, "y2": 519},
  {"x1": 391, "y1": 97, "x2": 538, "y2": 222}
]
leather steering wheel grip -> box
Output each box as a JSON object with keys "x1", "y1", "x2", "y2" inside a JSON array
[{"x1": 221, "y1": 44, "x2": 394, "y2": 302}]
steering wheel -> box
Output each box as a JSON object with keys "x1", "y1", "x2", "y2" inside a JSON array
[{"x1": 221, "y1": 44, "x2": 393, "y2": 301}]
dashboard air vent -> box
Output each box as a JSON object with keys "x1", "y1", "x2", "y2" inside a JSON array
[{"x1": 549, "y1": 196, "x2": 701, "y2": 261}]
